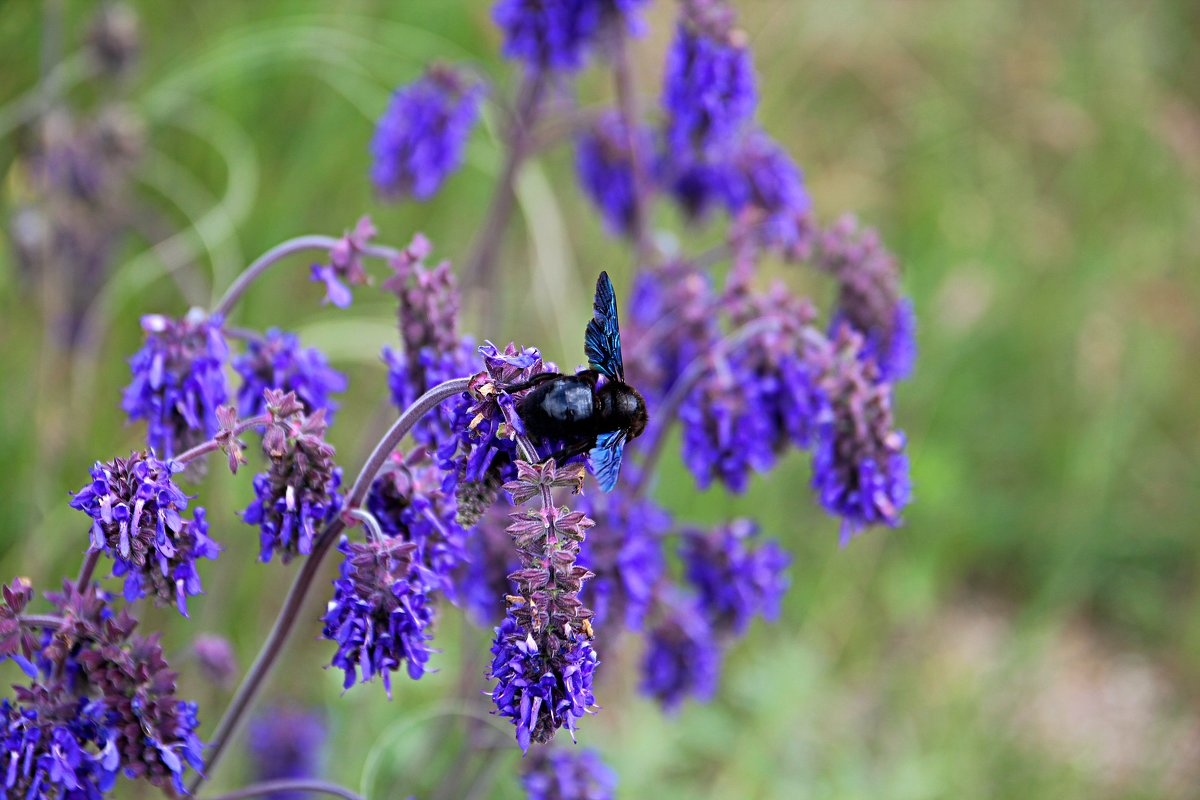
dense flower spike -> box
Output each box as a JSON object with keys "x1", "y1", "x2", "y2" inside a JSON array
[
  {"x1": 816, "y1": 215, "x2": 916, "y2": 382},
  {"x1": 122, "y1": 308, "x2": 229, "y2": 458},
  {"x1": 721, "y1": 131, "x2": 813, "y2": 251},
  {"x1": 0, "y1": 697, "x2": 120, "y2": 798},
  {"x1": 488, "y1": 459, "x2": 599, "y2": 751},
  {"x1": 242, "y1": 392, "x2": 343, "y2": 563},
  {"x1": 810, "y1": 327, "x2": 911, "y2": 543},
  {"x1": 233, "y1": 329, "x2": 347, "y2": 421},
  {"x1": 680, "y1": 519, "x2": 789, "y2": 634},
  {"x1": 322, "y1": 534, "x2": 433, "y2": 694},
  {"x1": 625, "y1": 263, "x2": 720, "y2": 399},
  {"x1": 662, "y1": 0, "x2": 756, "y2": 159},
  {"x1": 366, "y1": 450, "x2": 467, "y2": 598},
  {"x1": 248, "y1": 707, "x2": 327, "y2": 800},
  {"x1": 381, "y1": 233, "x2": 474, "y2": 448},
  {"x1": 640, "y1": 595, "x2": 721, "y2": 712},
  {"x1": 371, "y1": 65, "x2": 484, "y2": 201},
  {"x1": 310, "y1": 216, "x2": 376, "y2": 308},
  {"x1": 69, "y1": 450, "x2": 219, "y2": 616},
  {"x1": 575, "y1": 112, "x2": 653, "y2": 238},
  {"x1": 493, "y1": 0, "x2": 600, "y2": 71},
  {"x1": 521, "y1": 746, "x2": 618, "y2": 800},
  {"x1": 488, "y1": 613, "x2": 598, "y2": 753}
]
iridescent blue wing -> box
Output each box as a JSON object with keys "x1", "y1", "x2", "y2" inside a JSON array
[
  {"x1": 589, "y1": 430, "x2": 627, "y2": 493},
  {"x1": 584, "y1": 271, "x2": 624, "y2": 381}
]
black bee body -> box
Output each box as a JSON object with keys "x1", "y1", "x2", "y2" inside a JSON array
[
  {"x1": 515, "y1": 370, "x2": 647, "y2": 447},
  {"x1": 507, "y1": 271, "x2": 648, "y2": 491}
]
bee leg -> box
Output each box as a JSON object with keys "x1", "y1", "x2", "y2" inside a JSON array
[
  {"x1": 548, "y1": 439, "x2": 594, "y2": 465},
  {"x1": 499, "y1": 372, "x2": 561, "y2": 394}
]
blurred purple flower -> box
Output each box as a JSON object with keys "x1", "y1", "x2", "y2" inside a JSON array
[
  {"x1": 493, "y1": 0, "x2": 600, "y2": 71},
  {"x1": 233, "y1": 329, "x2": 346, "y2": 422},
  {"x1": 640, "y1": 595, "x2": 721, "y2": 712},
  {"x1": 371, "y1": 65, "x2": 483, "y2": 201},
  {"x1": 248, "y1": 706, "x2": 326, "y2": 800},
  {"x1": 721, "y1": 130, "x2": 812, "y2": 251},
  {"x1": 680, "y1": 519, "x2": 789, "y2": 634},
  {"x1": 192, "y1": 634, "x2": 237, "y2": 688},
  {"x1": 521, "y1": 746, "x2": 617, "y2": 800},
  {"x1": 577, "y1": 490, "x2": 668, "y2": 631},
  {"x1": 575, "y1": 112, "x2": 653, "y2": 238}
]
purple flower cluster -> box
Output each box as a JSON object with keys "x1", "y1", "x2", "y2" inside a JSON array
[
  {"x1": 69, "y1": 451, "x2": 219, "y2": 616},
  {"x1": 488, "y1": 459, "x2": 599, "y2": 752},
  {"x1": 521, "y1": 746, "x2": 617, "y2": 800},
  {"x1": 242, "y1": 392, "x2": 343, "y2": 563},
  {"x1": 7, "y1": 583, "x2": 205, "y2": 795},
  {"x1": 680, "y1": 520, "x2": 789, "y2": 634},
  {"x1": 122, "y1": 309, "x2": 228, "y2": 457},
  {"x1": 721, "y1": 131, "x2": 812, "y2": 250},
  {"x1": 575, "y1": 112, "x2": 652, "y2": 238},
  {"x1": 366, "y1": 450, "x2": 466, "y2": 599},
  {"x1": 817, "y1": 216, "x2": 917, "y2": 382},
  {"x1": 640, "y1": 594, "x2": 721, "y2": 712},
  {"x1": 371, "y1": 65, "x2": 483, "y2": 201},
  {"x1": 810, "y1": 327, "x2": 911, "y2": 544},
  {"x1": 248, "y1": 707, "x2": 327, "y2": 800},
  {"x1": 321, "y1": 535, "x2": 433, "y2": 694},
  {"x1": 577, "y1": 491, "x2": 668, "y2": 631},
  {"x1": 233, "y1": 329, "x2": 346, "y2": 421}
]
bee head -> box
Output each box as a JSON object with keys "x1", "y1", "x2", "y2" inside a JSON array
[{"x1": 621, "y1": 385, "x2": 648, "y2": 440}]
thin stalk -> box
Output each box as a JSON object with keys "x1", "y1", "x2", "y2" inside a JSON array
[
  {"x1": 199, "y1": 779, "x2": 365, "y2": 800},
  {"x1": 211, "y1": 236, "x2": 400, "y2": 319},
  {"x1": 463, "y1": 71, "x2": 546, "y2": 291},
  {"x1": 610, "y1": 30, "x2": 656, "y2": 266},
  {"x1": 631, "y1": 318, "x2": 781, "y2": 498},
  {"x1": 74, "y1": 551, "x2": 100, "y2": 593},
  {"x1": 191, "y1": 378, "x2": 470, "y2": 792},
  {"x1": 18, "y1": 614, "x2": 64, "y2": 629}
]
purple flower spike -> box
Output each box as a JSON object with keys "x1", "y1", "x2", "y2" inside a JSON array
[
  {"x1": 681, "y1": 519, "x2": 790, "y2": 634},
  {"x1": 372, "y1": 65, "x2": 484, "y2": 201},
  {"x1": 0, "y1": 698, "x2": 120, "y2": 798},
  {"x1": 576, "y1": 111, "x2": 654, "y2": 238},
  {"x1": 122, "y1": 308, "x2": 228, "y2": 457},
  {"x1": 242, "y1": 396, "x2": 343, "y2": 564},
  {"x1": 640, "y1": 595, "x2": 722, "y2": 712},
  {"x1": 493, "y1": 0, "x2": 601, "y2": 72},
  {"x1": 69, "y1": 450, "x2": 219, "y2": 616},
  {"x1": 810, "y1": 327, "x2": 911, "y2": 542},
  {"x1": 662, "y1": 0, "x2": 756, "y2": 159},
  {"x1": 249, "y1": 707, "x2": 327, "y2": 800},
  {"x1": 721, "y1": 130, "x2": 813, "y2": 251},
  {"x1": 521, "y1": 746, "x2": 618, "y2": 800},
  {"x1": 322, "y1": 535, "x2": 434, "y2": 694},
  {"x1": 488, "y1": 614, "x2": 599, "y2": 753},
  {"x1": 233, "y1": 329, "x2": 347, "y2": 421}
]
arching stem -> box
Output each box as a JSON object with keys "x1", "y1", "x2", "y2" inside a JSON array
[{"x1": 199, "y1": 779, "x2": 365, "y2": 800}]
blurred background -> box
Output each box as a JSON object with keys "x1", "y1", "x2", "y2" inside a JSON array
[{"x1": 1, "y1": 1, "x2": 1198, "y2": 797}]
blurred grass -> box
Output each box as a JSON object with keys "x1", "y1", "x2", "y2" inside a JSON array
[{"x1": 1, "y1": 0, "x2": 1199, "y2": 798}]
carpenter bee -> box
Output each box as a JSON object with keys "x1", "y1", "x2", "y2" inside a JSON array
[{"x1": 505, "y1": 271, "x2": 647, "y2": 491}]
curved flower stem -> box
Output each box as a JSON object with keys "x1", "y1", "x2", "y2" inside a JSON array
[
  {"x1": 174, "y1": 414, "x2": 271, "y2": 466},
  {"x1": 199, "y1": 779, "x2": 365, "y2": 800},
  {"x1": 463, "y1": 71, "x2": 547, "y2": 293},
  {"x1": 18, "y1": 614, "x2": 65, "y2": 629},
  {"x1": 611, "y1": 30, "x2": 656, "y2": 266},
  {"x1": 74, "y1": 550, "x2": 100, "y2": 593},
  {"x1": 211, "y1": 235, "x2": 401, "y2": 319},
  {"x1": 631, "y1": 318, "x2": 781, "y2": 499},
  {"x1": 191, "y1": 378, "x2": 471, "y2": 793}
]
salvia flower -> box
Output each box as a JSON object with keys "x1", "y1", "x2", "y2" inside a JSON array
[
  {"x1": 371, "y1": 65, "x2": 484, "y2": 201},
  {"x1": 321, "y1": 534, "x2": 434, "y2": 694},
  {"x1": 248, "y1": 707, "x2": 327, "y2": 800},
  {"x1": 809, "y1": 327, "x2": 911, "y2": 543},
  {"x1": 625, "y1": 263, "x2": 720, "y2": 400},
  {"x1": 521, "y1": 746, "x2": 618, "y2": 800},
  {"x1": 310, "y1": 216, "x2": 376, "y2": 308},
  {"x1": 640, "y1": 594, "x2": 721, "y2": 712},
  {"x1": 662, "y1": 0, "x2": 756, "y2": 159},
  {"x1": 242, "y1": 392, "x2": 343, "y2": 563},
  {"x1": 192, "y1": 634, "x2": 237, "y2": 688},
  {"x1": 575, "y1": 112, "x2": 653, "y2": 238},
  {"x1": 233, "y1": 329, "x2": 346, "y2": 421},
  {"x1": 0, "y1": 697, "x2": 120, "y2": 798},
  {"x1": 488, "y1": 613, "x2": 599, "y2": 753},
  {"x1": 721, "y1": 130, "x2": 813, "y2": 251},
  {"x1": 493, "y1": 0, "x2": 601, "y2": 72},
  {"x1": 816, "y1": 215, "x2": 916, "y2": 382},
  {"x1": 0, "y1": 577, "x2": 39, "y2": 678},
  {"x1": 366, "y1": 450, "x2": 467, "y2": 599},
  {"x1": 577, "y1": 490, "x2": 668, "y2": 631},
  {"x1": 680, "y1": 519, "x2": 789, "y2": 634},
  {"x1": 69, "y1": 450, "x2": 219, "y2": 616},
  {"x1": 121, "y1": 308, "x2": 228, "y2": 458}
]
